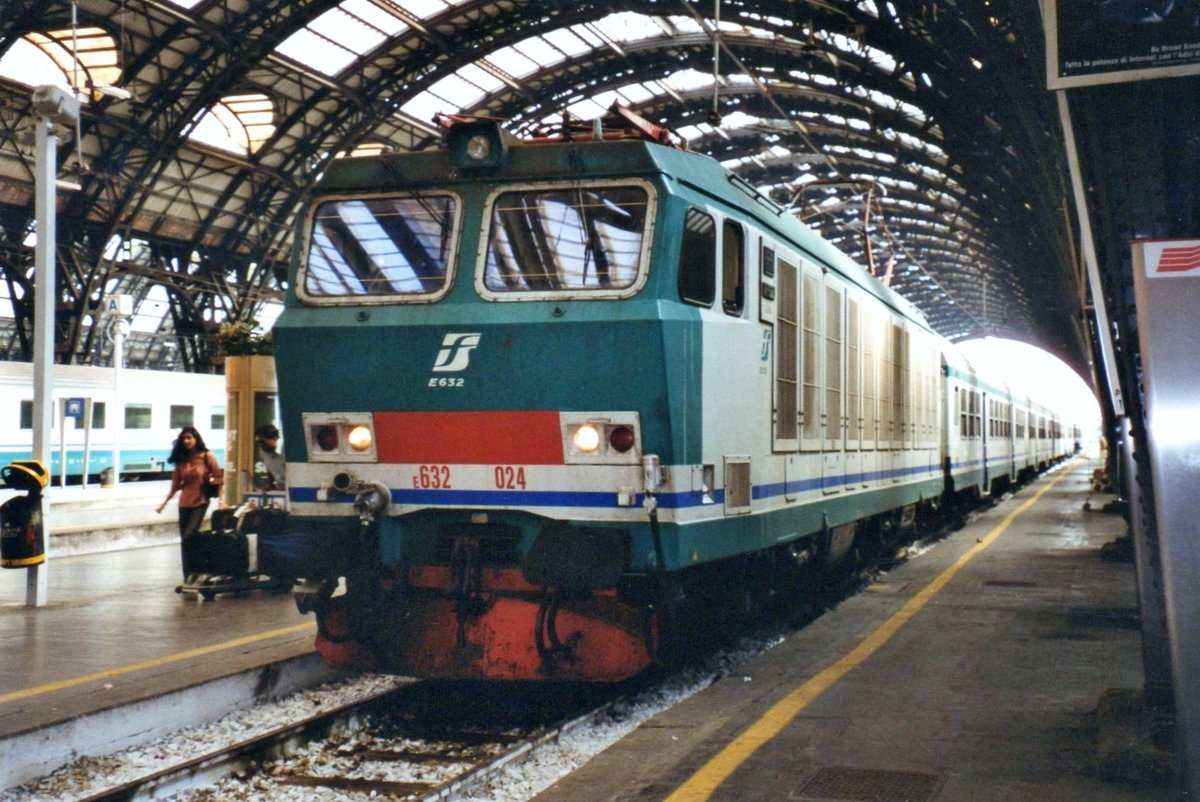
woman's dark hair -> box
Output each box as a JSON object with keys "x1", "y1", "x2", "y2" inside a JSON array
[{"x1": 167, "y1": 426, "x2": 210, "y2": 464}]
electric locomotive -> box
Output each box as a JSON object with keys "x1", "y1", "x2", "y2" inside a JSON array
[{"x1": 273, "y1": 104, "x2": 1068, "y2": 682}]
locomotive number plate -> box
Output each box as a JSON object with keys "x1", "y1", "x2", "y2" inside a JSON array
[
  {"x1": 413, "y1": 464, "x2": 452, "y2": 489},
  {"x1": 494, "y1": 465, "x2": 527, "y2": 490}
]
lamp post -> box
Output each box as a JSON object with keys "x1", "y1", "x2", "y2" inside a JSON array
[{"x1": 26, "y1": 85, "x2": 80, "y2": 607}]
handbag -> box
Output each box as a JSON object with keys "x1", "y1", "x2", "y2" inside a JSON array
[{"x1": 203, "y1": 453, "x2": 220, "y2": 500}]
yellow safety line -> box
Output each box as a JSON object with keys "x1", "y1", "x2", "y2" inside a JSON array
[
  {"x1": 0, "y1": 621, "x2": 316, "y2": 705},
  {"x1": 665, "y1": 464, "x2": 1076, "y2": 802}
]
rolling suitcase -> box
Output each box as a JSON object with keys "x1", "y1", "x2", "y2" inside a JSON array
[{"x1": 181, "y1": 509, "x2": 249, "y2": 577}]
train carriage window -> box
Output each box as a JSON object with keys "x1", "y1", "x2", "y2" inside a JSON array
[
  {"x1": 170, "y1": 405, "x2": 194, "y2": 429},
  {"x1": 774, "y1": 258, "x2": 799, "y2": 447},
  {"x1": 847, "y1": 297, "x2": 861, "y2": 448},
  {"x1": 721, "y1": 220, "x2": 745, "y2": 316},
  {"x1": 301, "y1": 192, "x2": 459, "y2": 302},
  {"x1": 125, "y1": 403, "x2": 152, "y2": 430},
  {"x1": 862, "y1": 306, "x2": 878, "y2": 445},
  {"x1": 211, "y1": 405, "x2": 226, "y2": 431},
  {"x1": 19, "y1": 400, "x2": 32, "y2": 430},
  {"x1": 959, "y1": 387, "x2": 968, "y2": 439},
  {"x1": 678, "y1": 208, "x2": 716, "y2": 306},
  {"x1": 824, "y1": 283, "x2": 844, "y2": 451},
  {"x1": 801, "y1": 269, "x2": 822, "y2": 448},
  {"x1": 878, "y1": 321, "x2": 892, "y2": 445},
  {"x1": 483, "y1": 183, "x2": 651, "y2": 298},
  {"x1": 92, "y1": 402, "x2": 105, "y2": 429}
]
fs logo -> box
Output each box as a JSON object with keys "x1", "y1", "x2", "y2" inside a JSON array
[{"x1": 432, "y1": 332, "x2": 481, "y2": 372}]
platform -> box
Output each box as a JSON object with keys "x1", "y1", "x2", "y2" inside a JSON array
[
  {"x1": 0, "y1": 538, "x2": 335, "y2": 791},
  {"x1": 532, "y1": 460, "x2": 1167, "y2": 802}
]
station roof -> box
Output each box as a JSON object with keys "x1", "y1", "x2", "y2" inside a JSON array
[{"x1": 0, "y1": 0, "x2": 1086, "y2": 374}]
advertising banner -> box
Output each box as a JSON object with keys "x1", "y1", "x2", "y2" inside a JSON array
[{"x1": 1046, "y1": 0, "x2": 1200, "y2": 88}]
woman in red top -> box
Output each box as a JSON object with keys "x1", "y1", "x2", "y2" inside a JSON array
[{"x1": 156, "y1": 427, "x2": 223, "y2": 563}]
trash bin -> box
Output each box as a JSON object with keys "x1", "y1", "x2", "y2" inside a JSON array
[
  {"x1": 0, "y1": 460, "x2": 49, "y2": 569},
  {"x1": 100, "y1": 466, "x2": 115, "y2": 487}
]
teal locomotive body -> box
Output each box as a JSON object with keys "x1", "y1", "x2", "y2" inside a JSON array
[{"x1": 274, "y1": 110, "x2": 1073, "y2": 681}]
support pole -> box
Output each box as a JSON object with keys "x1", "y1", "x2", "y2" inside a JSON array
[
  {"x1": 28, "y1": 116, "x2": 57, "y2": 608},
  {"x1": 25, "y1": 85, "x2": 79, "y2": 608}
]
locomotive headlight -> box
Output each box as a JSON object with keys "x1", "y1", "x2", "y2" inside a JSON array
[
  {"x1": 465, "y1": 134, "x2": 491, "y2": 161},
  {"x1": 447, "y1": 120, "x2": 514, "y2": 169},
  {"x1": 561, "y1": 412, "x2": 642, "y2": 464},
  {"x1": 304, "y1": 413, "x2": 378, "y2": 463},
  {"x1": 572, "y1": 424, "x2": 602, "y2": 453},
  {"x1": 347, "y1": 424, "x2": 373, "y2": 451}
]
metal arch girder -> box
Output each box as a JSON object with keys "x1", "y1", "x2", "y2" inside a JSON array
[
  {"x1": 183, "y1": 0, "x2": 621, "y2": 280},
  {"x1": 60, "y1": 0, "x2": 336, "y2": 282}
]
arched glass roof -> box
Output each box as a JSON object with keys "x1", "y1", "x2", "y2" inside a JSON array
[{"x1": 0, "y1": 0, "x2": 1085, "y2": 373}]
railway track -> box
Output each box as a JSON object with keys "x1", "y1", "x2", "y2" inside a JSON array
[
  {"x1": 71, "y1": 679, "x2": 630, "y2": 802},
  {"x1": 11, "y1": 502, "x2": 986, "y2": 802}
]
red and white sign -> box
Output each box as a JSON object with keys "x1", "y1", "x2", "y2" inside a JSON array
[{"x1": 1137, "y1": 239, "x2": 1200, "y2": 278}]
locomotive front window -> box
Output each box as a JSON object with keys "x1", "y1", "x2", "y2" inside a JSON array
[
  {"x1": 301, "y1": 192, "x2": 459, "y2": 303},
  {"x1": 480, "y1": 182, "x2": 652, "y2": 299}
]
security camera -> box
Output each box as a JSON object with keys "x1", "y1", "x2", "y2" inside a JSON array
[{"x1": 31, "y1": 85, "x2": 80, "y2": 126}]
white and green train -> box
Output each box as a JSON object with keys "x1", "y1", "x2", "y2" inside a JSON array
[{"x1": 272, "y1": 106, "x2": 1078, "y2": 682}]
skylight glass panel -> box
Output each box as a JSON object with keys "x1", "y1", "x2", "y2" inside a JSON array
[
  {"x1": 490, "y1": 45, "x2": 540, "y2": 79},
  {"x1": 542, "y1": 27, "x2": 593, "y2": 58},
  {"x1": 664, "y1": 69, "x2": 713, "y2": 93},
  {"x1": 277, "y1": 1, "x2": 409, "y2": 77},
  {"x1": 567, "y1": 23, "x2": 605, "y2": 49},
  {"x1": 4, "y1": 28, "x2": 123, "y2": 96},
  {"x1": 589, "y1": 12, "x2": 663, "y2": 44},
  {"x1": 314, "y1": 7, "x2": 388, "y2": 54},
  {"x1": 396, "y1": 0, "x2": 449, "y2": 16},
  {"x1": 276, "y1": 28, "x2": 358, "y2": 76},
  {"x1": 616, "y1": 83, "x2": 655, "y2": 104},
  {"x1": 187, "y1": 94, "x2": 274, "y2": 155},
  {"x1": 720, "y1": 110, "x2": 766, "y2": 130},
  {"x1": 402, "y1": 92, "x2": 451, "y2": 122},
  {"x1": 456, "y1": 63, "x2": 506, "y2": 95},
  {"x1": 427, "y1": 73, "x2": 488, "y2": 109},
  {"x1": 0, "y1": 39, "x2": 69, "y2": 90},
  {"x1": 343, "y1": 0, "x2": 409, "y2": 36},
  {"x1": 563, "y1": 97, "x2": 609, "y2": 120},
  {"x1": 507, "y1": 37, "x2": 563, "y2": 72}
]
